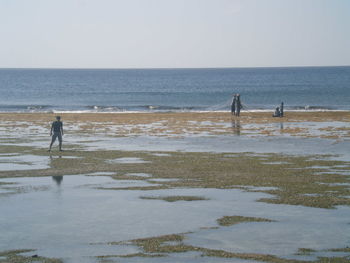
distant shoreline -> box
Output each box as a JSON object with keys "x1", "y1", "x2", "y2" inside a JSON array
[
  {"x1": 1, "y1": 110, "x2": 349, "y2": 122},
  {"x1": 0, "y1": 109, "x2": 349, "y2": 114},
  {"x1": 0, "y1": 65, "x2": 349, "y2": 70}
]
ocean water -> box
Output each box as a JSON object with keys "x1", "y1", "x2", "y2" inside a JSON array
[{"x1": 0, "y1": 67, "x2": 349, "y2": 113}]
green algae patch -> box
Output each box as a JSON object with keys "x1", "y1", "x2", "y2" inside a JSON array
[
  {"x1": 108, "y1": 234, "x2": 201, "y2": 257},
  {"x1": 202, "y1": 249, "x2": 298, "y2": 262},
  {"x1": 125, "y1": 234, "x2": 195, "y2": 254},
  {"x1": 314, "y1": 257, "x2": 350, "y2": 263},
  {"x1": 217, "y1": 216, "x2": 276, "y2": 226},
  {"x1": 2, "y1": 111, "x2": 349, "y2": 139},
  {"x1": 0, "y1": 144, "x2": 349, "y2": 209},
  {"x1": 140, "y1": 195, "x2": 208, "y2": 202},
  {"x1": 295, "y1": 248, "x2": 316, "y2": 255},
  {"x1": 0, "y1": 249, "x2": 62, "y2": 263},
  {"x1": 107, "y1": 233, "x2": 350, "y2": 263},
  {"x1": 328, "y1": 247, "x2": 350, "y2": 252}
]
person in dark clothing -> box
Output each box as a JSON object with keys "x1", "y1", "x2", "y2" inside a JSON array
[
  {"x1": 231, "y1": 94, "x2": 237, "y2": 116},
  {"x1": 49, "y1": 116, "x2": 64, "y2": 151},
  {"x1": 235, "y1": 94, "x2": 242, "y2": 117},
  {"x1": 280, "y1": 102, "x2": 284, "y2": 117},
  {"x1": 273, "y1": 107, "x2": 281, "y2": 117}
]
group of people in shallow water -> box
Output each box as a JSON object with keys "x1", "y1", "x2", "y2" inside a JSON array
[
  {"x1": 273, "y1": 102, "x2": 284, "y2": 118},
  {"x1": 231, "y1": 93, "x2": 284, "y2": 118},
  {"x1": 47, "y1": 97, "x2": 285, "y2": 151},
  {"x1": 230, "y1": 94, "x2": 242, "y2": 116}
]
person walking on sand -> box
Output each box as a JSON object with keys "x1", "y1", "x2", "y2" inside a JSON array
[
  {"x1": 49, "y1": 116, "x2": 63, "y2": 152},
  {"x1": 235, "y1": 94, "x2": 242, "y2": 117},
  {"x1": 231, "y1": 94, "x2": 237, "y2": 116}
]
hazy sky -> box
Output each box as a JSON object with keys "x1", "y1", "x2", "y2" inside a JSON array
[{"x1": 0, "y1": 0, "x2": 349, "y2": 68}]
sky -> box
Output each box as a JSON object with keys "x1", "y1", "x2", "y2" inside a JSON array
[{"x1": 0, "y1": 0, "x2": 349, "y2": 68}]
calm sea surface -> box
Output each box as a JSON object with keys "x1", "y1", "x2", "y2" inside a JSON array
[{"x1": 0, "y1": 67, "x2": 349, "y2": 112}]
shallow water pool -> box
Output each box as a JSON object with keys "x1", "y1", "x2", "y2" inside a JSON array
[{"x1": 0, "y1": 175, "x2": 349, "y2": 262}]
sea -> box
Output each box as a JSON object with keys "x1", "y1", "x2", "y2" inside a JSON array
[{"x1": 0, "y1": 66, "x2": 349, "y2": 113}]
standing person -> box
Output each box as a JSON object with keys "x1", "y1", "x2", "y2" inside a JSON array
[
  {"x1": 49, "y1": 116, "x2": 64, "y2": 152},
  {"x1": 235, "y1": 94, "x2": 242, "y2": 117},
  {"x1": 231, "y1": 94, "x2": 237, "y2": 116},
  {"x1": 280, "y1": 102, "x2": 284, "y2": 117}
]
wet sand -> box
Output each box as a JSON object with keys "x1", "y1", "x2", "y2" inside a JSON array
[
  {"x1": 0, "y1": 111, "x2": 349, "y2": 262},
  {"x1": 1, "y1": 111, "x2": 350, "y2": 124},
  {"x1": 0, "y1": 111, "x2": 349, "y2": 139}
]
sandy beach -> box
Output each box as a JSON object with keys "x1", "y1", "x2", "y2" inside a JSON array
[
  {"x1": 0, "y1": 111, "x2": 349, "y2": 262},
  {"x1": 1, "y1": 111, "x2": 349, "y2": 138},
  {"x1": 2, "y1": 111, "x2": 349, "y2": 123}
]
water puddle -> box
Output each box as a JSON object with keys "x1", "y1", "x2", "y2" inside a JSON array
[
  {"x1": 125, "y1": 173, "x2": 152, "y2": 178},
  {"x1": 184, "y1": 206, "x2": 350, "y2": 260},
  {"x1": 262, "y1": 161, "x2": 291, "y2": 165},
  {"x1": 107, "y1": 157, "x2": 150, "y2": 164},
  {"x1": 151, "y1": 153, "x2": 172, "y2": 157},
  {"x1": 0, "y1": 175, "x2": 349, "y2": 262},
  {"x1": 0, "y1": 154, "x2": 86, "y2": 171},
  {"x1": 0, "y1": 154, "x2": 49, "y2": 171},
  {"x1": 148, "y1": 178, "x2": 180, "y2": 183},
  {"x1": 85, "y1": 172, "x2": 116, "y2": 176},
  {"x1": 81, "y1": 135, "x2": 350, "y2": 162}
]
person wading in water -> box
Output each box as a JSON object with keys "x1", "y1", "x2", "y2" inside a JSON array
[
  {"x1": 49, "y1": 116, "x2": 64, "y2": 152},
  {"x1": 235, "y1": 94, "x2": 242, "y2": 117},
  {"x1": 231, "y1": 94, "x2": 237, "y2": 116}
]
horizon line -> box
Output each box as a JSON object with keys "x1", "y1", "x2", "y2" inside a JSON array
[{"x1": 0, "y1": 65, "x2": 349, "y2": 70}]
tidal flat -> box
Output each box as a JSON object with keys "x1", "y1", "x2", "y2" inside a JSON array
[{"x1": 0, "y1": 112, "x2": 349, "y2": 263}]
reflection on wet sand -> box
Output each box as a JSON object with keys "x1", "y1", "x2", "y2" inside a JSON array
[
  {"x1": 52, "y1": 176, "x2": 63, "y2": 186},
  {"x1": 49, "y1": 155, "x2": 64, "y2": 185},
  {"x1": 231, "y1": 119, "x2": 241, "y2": 136}
]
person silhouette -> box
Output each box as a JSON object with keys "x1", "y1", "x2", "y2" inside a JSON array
[
  {"x1": 273, "y1": 107, "x2": 281, "y2": 117},
  {"x1": 231, "y1": 94, "x2": 237, "y2": 116},
  {"x1": 49, "y1": 116, "x2": 64, "y2": 151},
  {"x1": 280, "y1": 102, "x2": 284, "y2": 117},
  {"x1": 235, "y1": 94, "x2": 242, "y2": 117}
]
